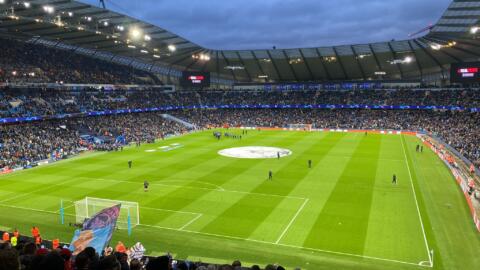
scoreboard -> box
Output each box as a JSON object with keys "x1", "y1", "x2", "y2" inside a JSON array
[
  {"x1": 181, "y1": 71, "x2": 210, "y2": 88},
  {"x1": 451, "y1": 62, "x2": 480, "y2": 83}
]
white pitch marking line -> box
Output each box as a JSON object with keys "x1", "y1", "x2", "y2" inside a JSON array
[
  {"x1": 275, "y1": 198, "x2": 309, "y2": 244},
  {"x1": 400, "y1": 135, "x2": 433, "y2": 267},
  {"x1": 0, "y1": 203, "x2": 427, "y2": 268},
  {"x1": 55, "y1": 203, "x2": 75, "y2": 213},
  {"x1": 141, "y1": 206, "x2": 199, "y2": 216},
  {"x1": 77, "y1": 176, "x2": 306, "y2": 201},
  {"x1": 179, "y1": 213, "x2": 203, "y2": 230},
  {"x1": 0, "y1": 180, "x2": 70, "y2": 204},
  {"x1": 138, "y1": 223, "x2": 428, "y2": 268}
]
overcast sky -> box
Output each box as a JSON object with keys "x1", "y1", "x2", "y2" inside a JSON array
[{"x1": 80, "y1": 0, "x2": 451, "y2": 50}]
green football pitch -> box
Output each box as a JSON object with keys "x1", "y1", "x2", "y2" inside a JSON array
[{"x1": 1, "y1": 130, "x2": 479, "y2": 269}]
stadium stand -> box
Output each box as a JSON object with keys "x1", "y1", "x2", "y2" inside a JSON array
[
  {"x1": 0, "y1": 38, "x2": 159, "y2": 85},
  {"x1": 0, "y1": 0, "x2": 479, "y2": 269}
]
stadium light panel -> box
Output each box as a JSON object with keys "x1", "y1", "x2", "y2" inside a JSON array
[
  {"x1": 116, "y1": 25, "x2": 124, "y2": 31},
  {"x1": 404, "y1": 56, "x2": 413, "y2": 63},
  {"x1": 471, "y1": 27, "x2": 479, "y2": 34},
  {"x1": 102, "y1": 21, "x2": 109, "y2": 27},
  {"x1": 43, "y1": 5, "x2": 55, "y2": 14},
  {"x1": 128, "y1": 45, "x2": 136, "y2": 49},
  {"x1": 0, "y1": 0, "x2": 5, "y2": 4},
  {"x1": 430, "y1": 43, "x2": 441, "y2": 50},
  {"x1": 68, "y1": 12, "x2": 74, "y2": 17},
  {"x1": 144, "y1": 35, "x2": 151, "y2": 41},
  {"x1": 140, "y1": 49, "x2": 148, "y2": 54},
  {"x1": 153, "y1": 54, "x2": 160, "y2": 58},
  {"x1": 130, "y1": 28, "x2": 142, "y2": 40},
  {"x1": 168, "y1": 44, "x2": 176, "y2": 52},
  {"x1": 23, "y1": 2, "x2": 30, "y2": 8}
]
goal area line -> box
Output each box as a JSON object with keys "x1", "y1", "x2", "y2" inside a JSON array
[{"x1": 0, "y1": 201, "x2": 432, "y2": 268}]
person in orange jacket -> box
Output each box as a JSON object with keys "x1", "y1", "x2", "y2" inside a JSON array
[
  {"x1": 2, "y1": 231, "x2": 9, "y2": 242},
  {"x1": 52, "y1": 239, "x2": 60, "y2": 249},
  {"x1": 31, "y1": 226, "x2": 40, "y2": 238},
  {"x1": 34, "y1": 234, "x2": 42, "y2": 246}
]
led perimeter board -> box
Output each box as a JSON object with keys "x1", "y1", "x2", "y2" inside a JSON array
[
  {"x1": 451, "y1": 62, "x2": 480, "y2": 83},
  {"x1": 181, "y1": 72, "x2": 211, "y2": 88}
]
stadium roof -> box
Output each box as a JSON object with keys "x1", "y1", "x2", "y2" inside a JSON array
[{"x1": 0, "y1": 0, "x2": 479, "y2": 83}]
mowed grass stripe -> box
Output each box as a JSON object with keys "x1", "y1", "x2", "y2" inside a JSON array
[
  {"x1": 303, "y1": 134, "x2": 382, "y2": 254},
  {"x1": 200, "y1": 133, "x2": 344, "y2": 240},
  {"x1": 138, "y1": 131, "x2": 303, "y2": 224},
  {"x1": 362, "y1": 135, "x2": 426, "y2": 263},
  {"x1": 71, "y1": 133, "x2": 255, "y2": 180},
  {"x1": 250, "y1": 134, "x2": 352, "y2": 243},
  {"x1": 274, "y1": 133, "x2": 364, "y2": 246}
]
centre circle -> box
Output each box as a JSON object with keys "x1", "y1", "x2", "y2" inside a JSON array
[{"x1": 218, "y1": 146, "x2": 292, "y2": 159}]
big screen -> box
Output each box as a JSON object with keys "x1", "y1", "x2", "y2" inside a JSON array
[
  {"x1": 451, "y1": 62, "x2": 480, "y2": 83},
  {"x1": 181, "y1": 72, "x2": 210, "y2": 88}
]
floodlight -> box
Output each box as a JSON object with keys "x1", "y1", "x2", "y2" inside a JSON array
[
  {"x1": 130, "y1": 28, "x2": 141, "y2": 39},
  {"x1": 43, "y1": 5, "x2": 54, "y2": 14},
  {"x1": 168, "y1": 44, "x2": 176, "y2": 52}
]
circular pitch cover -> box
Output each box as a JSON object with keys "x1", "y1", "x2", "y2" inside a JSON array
[{"x1": 218, "y1": 146, "x2": 292, "y2": 159}]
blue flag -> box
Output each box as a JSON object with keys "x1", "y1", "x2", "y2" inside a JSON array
[
  {"x1": 69, "y1": 226, "x2": 113, "y2": 255},
  {"x1": 69, "y1": 204, "x2": 121, "y2": 255}
]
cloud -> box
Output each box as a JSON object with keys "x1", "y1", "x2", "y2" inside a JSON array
[{"x1": 79, "y1": 0, "x2": 451, "y2": 49}]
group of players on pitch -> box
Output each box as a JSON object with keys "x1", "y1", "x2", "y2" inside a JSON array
[{"x1": 126, "y1": 137, "x2": 427, "y2": 191}]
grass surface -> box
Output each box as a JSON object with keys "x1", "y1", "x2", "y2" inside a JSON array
[{"x1": 0, "y1": 129, "x2": 479, "y2": 269}]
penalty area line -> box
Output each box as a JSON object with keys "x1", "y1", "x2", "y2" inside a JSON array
[
  {"x1": 275, "y1": 198, "x2": 309, "y2": 244},
  {"x1": 0, "y1": 203, "x2": 426, "y2": 268},
  {"x1": 137, "y1": 223, "x2": 429, "y2": 268},
  {"x1": 178, "y1": 213, "x2": 203, "y2": 230}
]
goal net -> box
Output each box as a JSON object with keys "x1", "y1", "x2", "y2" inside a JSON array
[
  {"x1": 287, "y1": 124, "x2": 313, "y2": 131},
  {"x1": 74, "y1": 197, "x2": 140, "y2": 229}
]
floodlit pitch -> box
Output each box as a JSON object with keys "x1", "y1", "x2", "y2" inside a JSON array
[{"x1": 0, "y1": 130, "x2": 479, "y2": 270}]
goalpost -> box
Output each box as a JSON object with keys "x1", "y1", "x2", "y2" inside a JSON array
[
  {"x1": 287, "y1": 124, "x2": 313, "y2": 131},
  {"x1": 74, "y1": 197, "x2": 140, "y2": 229}
]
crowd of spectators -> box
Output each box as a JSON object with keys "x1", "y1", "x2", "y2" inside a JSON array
[
  {"x1": 172, "y1": 109, "x2": 480, "y2": 167},
  {"x1": 0, "y1": 237, "x2": 285, "y2": 270},
  {"x1": 0, "y1": 113, "x2": 185, "y2": 170},
  {"x1": 1, "y1": 108, "x2": 479, "y2": 171},
  {"x1": 1, "y1": 87, "x2": 480, "y2": 119},
  {"x1": 0, "y1": 38, "x2": 158, "y2": 85}
]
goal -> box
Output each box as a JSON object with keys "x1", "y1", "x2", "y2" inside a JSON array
[
  {"x1": 287, "y1": 124, "x2": 313, "y2": 131},
  {"x1": 74, "y1": 197, "x2": 140, "y2": 229}
]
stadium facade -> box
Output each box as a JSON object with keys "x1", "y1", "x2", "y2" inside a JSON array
[{"x1": 1, "y1": 0, "x2": 479, "y2": 86}]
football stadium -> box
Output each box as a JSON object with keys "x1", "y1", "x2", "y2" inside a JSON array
[{"x1": 0, "y1": 0, "x2": 480, "y2": 269}]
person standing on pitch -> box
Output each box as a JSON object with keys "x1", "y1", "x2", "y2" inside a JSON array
[
  {"x1": 268, "y1": 170, "x2": 273, "y2": 180},
  {"x1": 144, "y1": 180, "x2": 149, "y2": 192},
  {"x1": 128, "y1": 160, "x2": 132, "y2": 169},
  {"x1": 277, "y1": 152, "x2": 280, "y2": 159},
  {"x1": 308, "y1": 159, "x2": 312, "y2": 168},
  {"x1": 392, "y1": 174, "x2": 397, "y2": 185}
]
